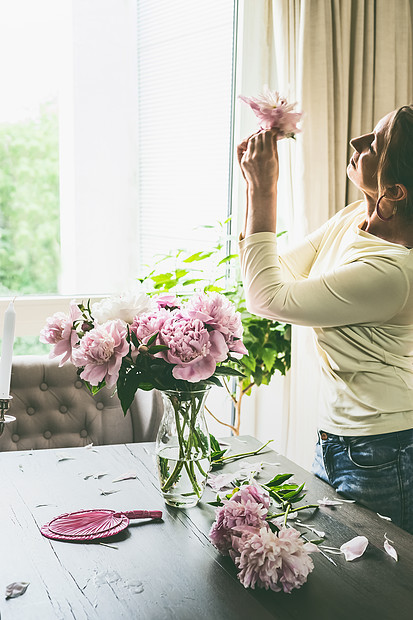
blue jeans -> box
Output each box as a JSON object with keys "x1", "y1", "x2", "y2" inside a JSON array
[{"x1": 312, "y1": 428, "x2": 413, "y2": 534}]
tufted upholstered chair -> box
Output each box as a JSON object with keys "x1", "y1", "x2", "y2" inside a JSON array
[{"x1": 0, "y1": 355, "x2": 164, "y2": 452}]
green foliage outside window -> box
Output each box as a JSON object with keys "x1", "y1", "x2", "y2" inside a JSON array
[{"x1": 0, "y1": 101, "x2": 60, "y2": 296}]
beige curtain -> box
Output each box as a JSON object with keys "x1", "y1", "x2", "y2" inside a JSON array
[{"x1": 239, "y1": 0, "x2": 413, "y2": 468}]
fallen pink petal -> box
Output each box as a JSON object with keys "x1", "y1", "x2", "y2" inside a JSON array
[
  {"x1": 207, "y1": 472, "x2": 237, "y2": 492},
  {"x1": 5, "y1": 582, "x2": 30, "y2": 599},
  {"x1": 340, "y1": 535, "x2": 369, "y2": 561},
  {"x1": 57, "y1": 454, "x2": 74, "y2": 462},
  {"x1": 112, "y1": 472, "x2": 138, "y2": 483},
  {"x1": 384, "y1": 535, "x2": 398, "y2": 561},
  {"x1": 317, "y1": 497, "x2": 343, "y2": 506},
  {"x1": 319, "y1": 545, "x2": 343, "y2": 555},
  {"x1": 295, "y1": 522, "x2": 325, "y2": 538}
]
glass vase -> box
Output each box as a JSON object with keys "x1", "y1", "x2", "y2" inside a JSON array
[{"x1": 155, "y1": 387, "x2": 211, "y2": 508}]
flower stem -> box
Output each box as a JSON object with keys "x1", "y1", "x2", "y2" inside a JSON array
[
  {"x1": 161, "y1": 392, "x2": 209, "y2": 498},
  {"x1": 215, "y1": 439, "x2": 273, "y2": 465},
  {"x1": 283, "y1": 504, "x2": 291, "y2": 527},
  {"x1": 268, "y1": 504, "x2": 319, "y2": 518}
]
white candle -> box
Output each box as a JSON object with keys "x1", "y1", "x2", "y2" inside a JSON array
[{"x1": 0, "y1": 301, "x2": 16, "y2": 398}]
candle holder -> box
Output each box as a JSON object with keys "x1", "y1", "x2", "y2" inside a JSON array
[{"x1": 0, "y1": 397, "x2": 15, "y2": 436}]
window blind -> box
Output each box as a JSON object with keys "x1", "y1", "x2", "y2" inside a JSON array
[{"x1": 136, "y1": 0, "x2": 236, "y2": 271}]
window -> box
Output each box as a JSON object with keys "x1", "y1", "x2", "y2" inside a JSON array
[
  {"x1": 1, "y1": 0, "x2": 237, "y2": 343},
  {"x1": 0, "y1": 0, "x2": 61, "y2": 299},
  {"x1": 136, "y1": 0, "x2": 236, "y2": 267}
]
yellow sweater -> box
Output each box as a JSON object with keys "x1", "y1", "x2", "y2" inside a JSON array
[{"x1": 239, "y1": 200, "x2": 413, "y2": 435}]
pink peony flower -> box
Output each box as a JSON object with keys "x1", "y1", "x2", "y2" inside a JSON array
[
  {"x1": 130, "y1": 308, "x2": 171, "y2": 345},
  {"x1": 209, "y1": 485, "x2": 269, "y2": 555},
  {"x1": 72, "y1": 319, "x2": 129, "y2": 387},
  {"x1": 185, "y1": 292, "x2": 248, "y2": 357},
  {"x1": 158, "y1": 314, "x2": 228, "y2": 382},
  {"x1": 239, "y1": 86, "x2": 302, "y2": 137},
  {"x1": 231, "y1": 526, "x2": 316, "y2": 593},
  {"x1": 154, "y1": 293, "x2": 181, "y2": 309},
  {"x1": 40, "y1": 301, "x2": 82, "y2": 366},
  {"x1": 232, "y1": 484, "x2": 271, "y2": 510}
]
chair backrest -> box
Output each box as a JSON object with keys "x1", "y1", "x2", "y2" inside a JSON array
[{"x1": 0, "y1": 355, "x2": 163, "y2": 451}]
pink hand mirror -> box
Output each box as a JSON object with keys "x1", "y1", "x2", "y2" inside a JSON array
[{"x1": 41, "y1": 509, "x2": 162, "y2": 542}]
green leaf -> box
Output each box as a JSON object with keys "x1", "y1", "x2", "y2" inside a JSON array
[
  {"x1": 175, "y1": 269, "x2": 190, "y2": 279},
  {"x1": 151, "y1": 273, "x2": 173, "y2": 284},
  {"x1": 261, "y1": 347, "x2": 277, "y2": 373},
  {"x1": 217, "y1": 253, "x2": 239, "y2": 266},
  {"x1": 147, "y1": 332, "x2": 158, "y2": 346},
  {"x1": 280, "y1": 485, "x2": 305, "y2": 500},
  {"x1": 204, "y1": 375, "x2": 222, "y2": 387},
  {"x1": 209, "y1": 433, "x2": 221, "y2": 452},
  {"x1": 183, "y1": 278, "x2": 204, "y2": 286},
  {"x1": 241, "y1": 355, "x2": 256, "y2": 372},
  {"x1": 204, "y1": 284, "x2": 224, "y2": 293},
  {"x1": 248, "y1": 324, "x2": 265, "y2": 340},
  {"x1": 214, "y1": 366, "x2": 244, "y2": 377},
  {"x1": 84, "y1": 380, "x2": 106, "y2": 395},
  {"x1": 117, "y1": 370, "x2": 140, "y2": 414},
  {"x1": 265, "y1": 473, "x2": 294, "y2": 487},
  {"x1": 147, "y1": 344, "x2": 169, "y2": 354},
  {"x1": 252, "y1": 366, "x2": 263, "y2": 386},
  {"x1": 130, "y1": 330, "x2": 140, "y2": 348},
  {"x1": 183, "y1": 251, "x2": 214, "y2": 263}
]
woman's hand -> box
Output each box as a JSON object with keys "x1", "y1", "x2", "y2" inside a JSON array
[
  {"x1": 238, "y1": 129, "x2": 279, "y2": 237},
  {"x1": 238, "y1": 129, "x2": 279, "y2": 194}
]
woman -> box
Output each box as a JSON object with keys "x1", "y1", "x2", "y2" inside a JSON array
[{"x1": 238, "y1": 105, "x2": 413, "y2": 533}]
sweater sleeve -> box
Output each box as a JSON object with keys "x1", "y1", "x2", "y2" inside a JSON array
[
  {"x1": 278, "y1": 221, "x2": 330, "y2": 279},
  {"x1": 239, "y1": 233, "x2": 409, "y2": 328}
]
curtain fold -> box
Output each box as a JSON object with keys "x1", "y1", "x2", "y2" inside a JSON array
[{"x1": 247, "y1": 0, "x2": 413, "y2": 468}]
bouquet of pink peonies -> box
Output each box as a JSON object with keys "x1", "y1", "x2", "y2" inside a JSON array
[{"x1": 40, "y1": 289, "x2": 247, "y2": 414}]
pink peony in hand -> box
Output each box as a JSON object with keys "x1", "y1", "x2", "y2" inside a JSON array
[
  {"x1": 158, "y1": 314, "x2": 228, "y2": 382},
  {"x1": 40, "y1": 301, "x2": 81, "y2": 366},
  {"x1": 185, "y1": 292, "x2": 248, "y2": 357},
  {"x1": 72, "y1": 319, "x2": 129, "y2": 387},
  {"x1": 239, "y1": 86, "x2": 302, "y2": 137}
]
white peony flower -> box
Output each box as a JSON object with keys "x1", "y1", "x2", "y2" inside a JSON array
[{"x1": 92, "y1": 289, "x2": 156, "y2": 324}]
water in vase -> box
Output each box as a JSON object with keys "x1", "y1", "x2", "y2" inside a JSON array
[{"x1": 156, "y1": 445, "x2": 210, "y2": 508}]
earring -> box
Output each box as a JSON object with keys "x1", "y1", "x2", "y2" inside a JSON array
[{"x1": 376, "y1": 195, "x2": 398, "y2": 221}]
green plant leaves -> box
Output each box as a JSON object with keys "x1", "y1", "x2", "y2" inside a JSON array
[{"x1": 134, "y1": 219, "x2": 292, "y2": 414}]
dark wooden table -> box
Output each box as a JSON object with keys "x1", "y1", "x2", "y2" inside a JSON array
[{"x1": 1, "y1": 435, "x2": 413, "y2": 620}]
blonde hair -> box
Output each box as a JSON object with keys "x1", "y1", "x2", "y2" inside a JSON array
[{"x1": 378, "y1": 104, "x2": 413, "y2": 218}]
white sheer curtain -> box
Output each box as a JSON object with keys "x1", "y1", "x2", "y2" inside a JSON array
[{"x1": 237, "y1": 0, "x2": 413, "y2": 468}]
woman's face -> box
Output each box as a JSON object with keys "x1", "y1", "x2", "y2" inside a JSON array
[{"x1": 347, "y1": 112, "x2": 394, "y2": 199}]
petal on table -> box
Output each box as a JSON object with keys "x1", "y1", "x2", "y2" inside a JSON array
[
  {"x1": 317, "y1": 496, "x2": 343, "y2": 506},
  {"x1": 384, "y1": 535, "x2": 398, "y2": 561},
  {"x1": 340, "y1": 535, "x2": 368, "y2": 561},
  {"x1": 5, "y1": 582, "x2": 30, "y2": 599}
]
